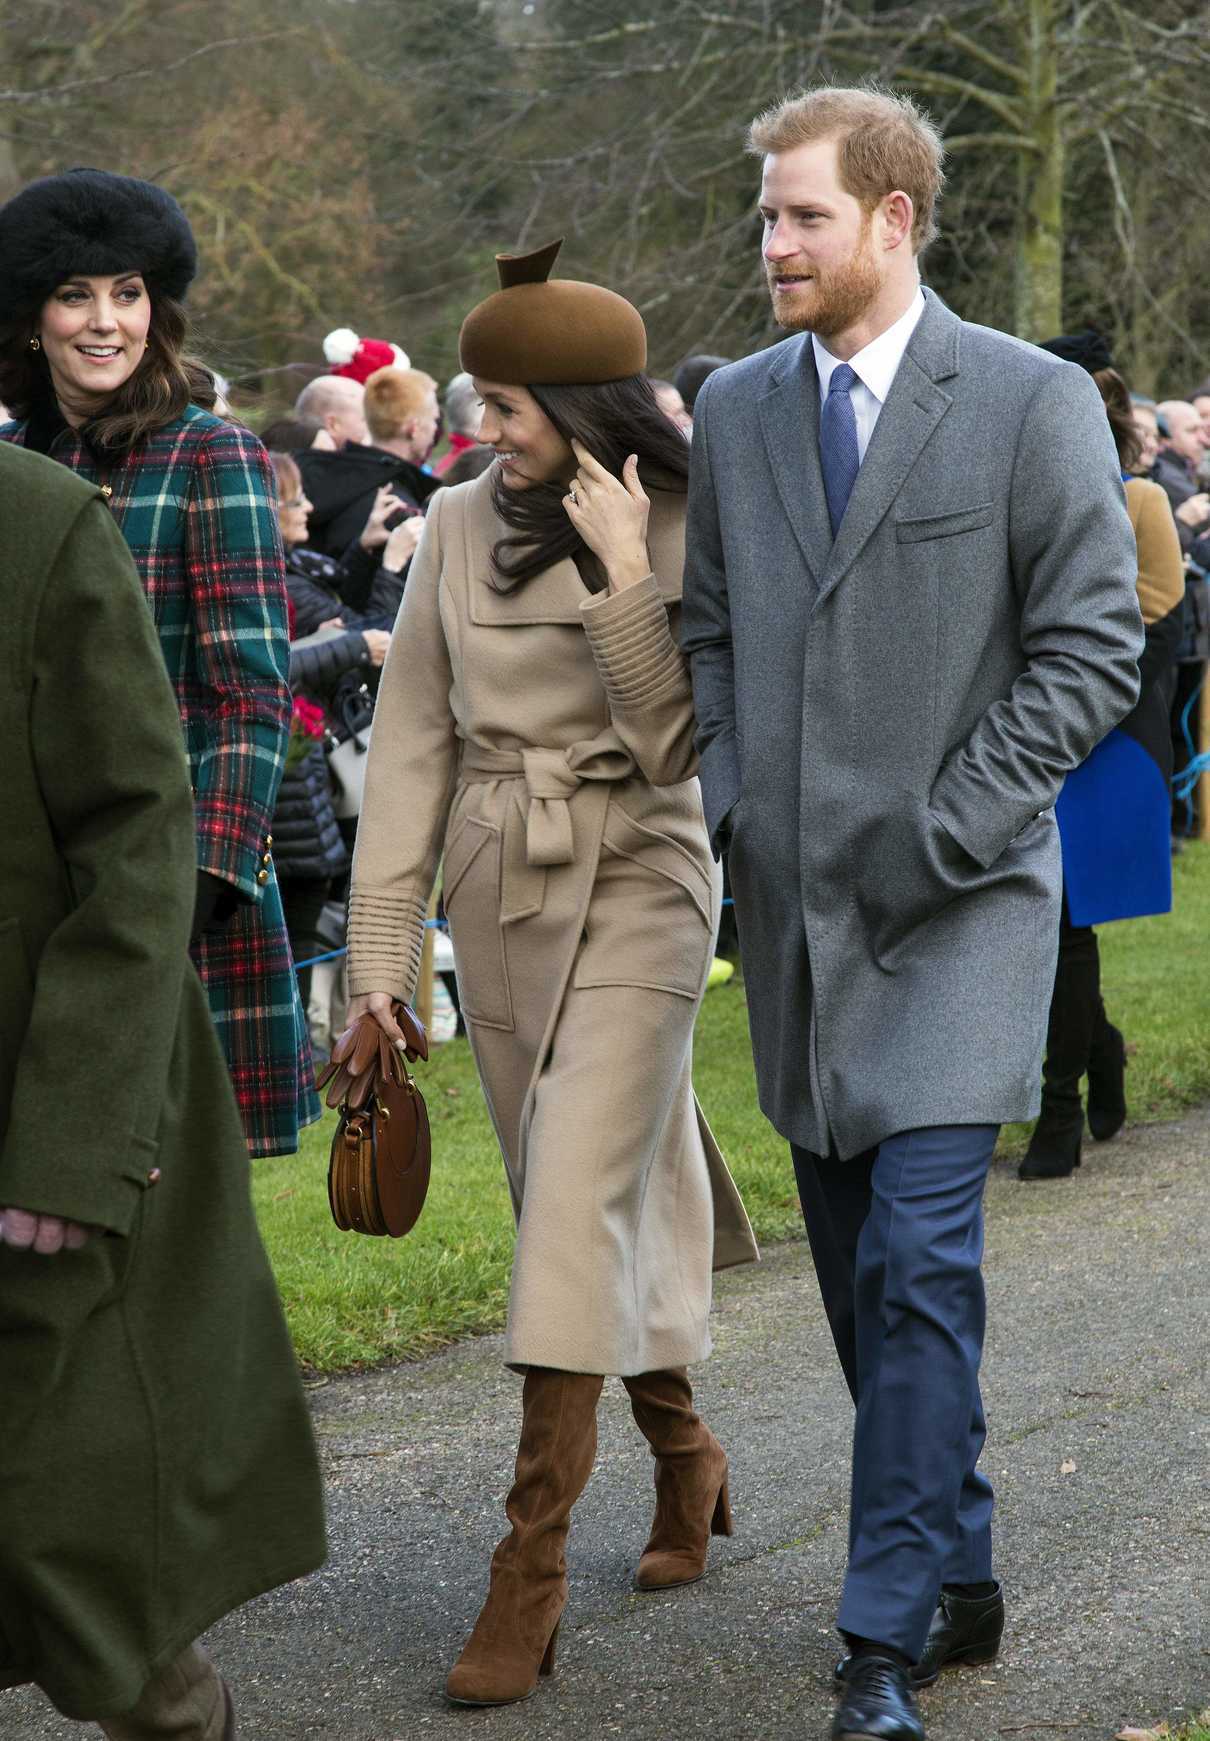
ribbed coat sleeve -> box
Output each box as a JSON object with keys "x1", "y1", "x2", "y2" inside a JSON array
[
  {"x1": 580, "y1": 574, "x2": 699, "y2": 785},
  {"x1": 346, "y1": 489, "x2": 458, "y2": 1001}
]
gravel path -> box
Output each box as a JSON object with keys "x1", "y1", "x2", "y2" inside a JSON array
[{"x1": 6, "y1": 1109, "x2": 1209, "y2": 1740}]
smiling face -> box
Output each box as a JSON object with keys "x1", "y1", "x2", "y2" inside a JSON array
[
  {"x1": 37, "y1": 272, "x2": 152, "y2": 421},
  {"x1": 471, "y1": 378, "x2": 576, "y2": 490},
  {"x1": 759, "y1": 139, "x2": 911, "y2": 345}
]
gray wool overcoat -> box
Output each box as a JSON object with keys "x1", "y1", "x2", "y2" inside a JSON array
[{"x1": 681, "y1": 289, "x2": 1144, "y2": 1161}]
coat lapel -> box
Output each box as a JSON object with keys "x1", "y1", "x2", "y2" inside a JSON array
[
  {"x1": 757, "y1": 336, "x2": 832, "y2": 589},
  {"x1": 815, "y1": 291, "x2": 959, "y2": 609}
]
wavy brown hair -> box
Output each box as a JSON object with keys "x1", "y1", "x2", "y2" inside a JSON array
[
  {"x1": 0, "y1": 293, "x2": 215, "y2": 451},
  {"x1": 490, "y1": 374, "x2": 689, "y2": 592},
  {"x1": 1093, "y1": 367, "x2": 1143, "y2": 473}
]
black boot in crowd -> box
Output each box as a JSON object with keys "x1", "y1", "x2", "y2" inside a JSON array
[
  {"x1": 1019, "y1": 915, "x2": 1103, "y2": 1181},
  {"x1": 1085, "y1": 1003, "x2": 1128, "y2": 1142}
]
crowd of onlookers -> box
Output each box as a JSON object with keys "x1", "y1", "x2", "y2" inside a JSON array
[
  {"x1": 1129, "y1": 389, "x2": 1210, "y2": 838},
  {"x1": 259, "y1": 332, "x2": 1209, "y2": 1062},
  {"x1": 8, "y1": 328, "x2": 1199, "y2": 1060}
]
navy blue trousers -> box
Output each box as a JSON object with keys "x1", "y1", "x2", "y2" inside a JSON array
[{"x1": 792, "y1": 1124, "x2": 998, "y2": 1659}]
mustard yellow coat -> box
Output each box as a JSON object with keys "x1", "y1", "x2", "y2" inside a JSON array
[{"x1": 348, "y1": 469, "x2": 757, "y2": 1375}]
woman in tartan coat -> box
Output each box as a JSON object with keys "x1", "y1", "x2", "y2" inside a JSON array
[{"x1": 0, "y1": 169, "x2": 318, "y2": 1157}]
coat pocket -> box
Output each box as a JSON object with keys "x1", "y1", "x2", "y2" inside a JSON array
[
  {"x1": 574, "y1": 808, "x2": 714, "y2": 999},
  {"x1": 441, "y1": 817, "x2": 515, "y2": 1031},
  {"x1": 895, "y1": 502, "x2": 994, "y2": 543}
]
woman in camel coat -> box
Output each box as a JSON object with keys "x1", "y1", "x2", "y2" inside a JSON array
[{"x1": 346, "y1": 241, "x2": 756, "y2": 1707}]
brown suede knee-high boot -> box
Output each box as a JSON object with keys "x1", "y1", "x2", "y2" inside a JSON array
[
  {"x1": 623, "y1": 1367, "x2": 733, "y2": 1591},
  {"x1": 446, "y1": 1367, "x2": 604, "y2": 1707}
]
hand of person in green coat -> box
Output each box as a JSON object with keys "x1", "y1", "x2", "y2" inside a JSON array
[{"x1": 0, "y1": 1206, "x2": 96, "y2": 1253}]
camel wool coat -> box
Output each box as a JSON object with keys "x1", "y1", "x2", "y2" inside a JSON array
[{"x1": 348, "y1": 468, "x2": 757, "y2": 1376}]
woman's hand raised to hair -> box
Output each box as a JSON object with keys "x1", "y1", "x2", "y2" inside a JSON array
[{"x1": 562, "y1": 440, "x2": 651, "y2": 593}]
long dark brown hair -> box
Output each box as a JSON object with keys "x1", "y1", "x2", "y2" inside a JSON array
[
  {"x1": 0, "y1": 293, "x2": 215, "y2": 451},
  {"x1": 490, "y1": 374, "x2": 689, "y2": 591},
  {"x1": 1093, "y1": 367, "x2": 1143, "y2": 473}
]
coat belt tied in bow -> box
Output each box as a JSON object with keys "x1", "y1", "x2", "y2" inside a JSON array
[{"x1": 459, "y1": 733, "x2": 636, "y2": 923}]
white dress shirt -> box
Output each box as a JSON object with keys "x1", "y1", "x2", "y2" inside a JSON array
[{"x1": 812, "y1": 287, "x2": 927, "y2": 463}]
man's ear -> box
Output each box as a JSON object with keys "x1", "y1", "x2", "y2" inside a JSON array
[{"x1": 881, "y1": 191, "x2": 915, "y2": 253}]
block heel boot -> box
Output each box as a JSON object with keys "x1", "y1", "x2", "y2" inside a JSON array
[
  {"x1": 623, "y1": 1367, "x2": 733, "y2": 1591},
  {"x1": 1020, "y1": 914, "x2": 1099, "y2": 1181},
  {"x1": 445, "y1": 1367, "x2": 603, "y2": 1706}
]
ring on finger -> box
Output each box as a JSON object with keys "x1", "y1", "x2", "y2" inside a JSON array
[{"x1": 568, "y1": 484, "x2": 579, "y2": 504}]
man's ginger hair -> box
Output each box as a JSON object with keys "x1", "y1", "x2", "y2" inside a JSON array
[
  {"x1": 364, "y1": 366, "x2": 437, "y2": 442},
  {"x1": 748, "y1": 85, "x2": 945, "y2": 252}
]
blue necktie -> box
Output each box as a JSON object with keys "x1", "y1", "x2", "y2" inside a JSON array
[{"x1": 820, "y1": 362, "x2": 860, "y2": 538}]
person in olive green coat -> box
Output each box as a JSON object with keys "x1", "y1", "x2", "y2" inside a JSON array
[{"x1": 0, "y1": 441, "x2": 326, "y2": 1735}]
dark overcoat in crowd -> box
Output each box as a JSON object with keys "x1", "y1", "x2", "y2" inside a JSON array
[
  {"x1": 0, "y1": 443, "x2": 325, "y2": 1719},
  {"x1": 0, "y1": 404, "x2": 318, "y2": 1157},
  {"x1": 682, "y1": 290, "x2": 1144, "y2": 1160},
  {"x1": 297, "y1": 440, "x2": 439, "y2": 558}
]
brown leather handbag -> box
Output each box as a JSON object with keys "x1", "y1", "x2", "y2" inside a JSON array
[{"x1": 316, "y1": 1003, "x2": 431, "y2": 1237}]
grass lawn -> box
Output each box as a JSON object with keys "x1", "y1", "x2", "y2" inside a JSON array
[
  {"x1": 255, "y1": 842, "x2": 1210, "y2": 1372},
  {"x1": 1119, "y1": 1720, "x2": 1210, "y2": 1740}
]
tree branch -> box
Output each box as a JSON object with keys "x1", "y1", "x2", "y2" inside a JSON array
[
  {"x1": 0, "y1": 29, "x2": 297, "y2": 105},
  {"x1": 889, "y1": 65, "x2": 1025, "y2": 132}
]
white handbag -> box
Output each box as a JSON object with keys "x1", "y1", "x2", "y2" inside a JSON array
[{"x1": 325, "y1": 682, "x2": 374, "y2": 820}]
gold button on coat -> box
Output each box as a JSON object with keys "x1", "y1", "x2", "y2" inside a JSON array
[{"x1": 257, "y1": 869, "x2": 269, "y2": 885}]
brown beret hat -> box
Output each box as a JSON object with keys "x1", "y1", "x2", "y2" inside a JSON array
[{"x1": 459, "y1": 238, "x2": 647, "y2": 385}]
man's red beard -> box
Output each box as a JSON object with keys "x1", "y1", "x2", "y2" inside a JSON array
[{"x1": 767, "y1": 229, "x2": 882, "y2": 340}]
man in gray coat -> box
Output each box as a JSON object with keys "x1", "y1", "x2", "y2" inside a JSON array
[{"x1": 682, "y1": 87, "x2": 1143, "y2": 1741}]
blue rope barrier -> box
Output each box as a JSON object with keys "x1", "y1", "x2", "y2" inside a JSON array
[{"x1": 1173, "y1": 672, "x2": 1208, "y2": 824}]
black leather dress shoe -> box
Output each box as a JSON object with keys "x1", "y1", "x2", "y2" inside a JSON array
[
  {"x1": 831, "y1": 1654, "x2": 924, "y2": 1740},
  {"x1": 834, "y1": 1582, "x2": 1004, "y2": 1689},
  {"x1": 912, "y1": 1583, "x2": 1003, "y2": 1687}
]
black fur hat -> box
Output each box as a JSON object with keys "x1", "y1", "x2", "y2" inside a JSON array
[
  {"x1": 1038, "y1": 329, "x2": 1113, "y2": 376},
  {"x1": 0, "y1": 168, "x2": 197, "y2": 322}
]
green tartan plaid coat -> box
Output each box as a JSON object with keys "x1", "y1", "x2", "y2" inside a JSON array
[{"x1": 1, "y1": 405, "x2": 319, "y2": 1156}]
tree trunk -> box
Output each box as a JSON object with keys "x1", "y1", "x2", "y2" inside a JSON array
[{"x1": 1014, "y1": 0, "x2": 1063, "y2": 340}]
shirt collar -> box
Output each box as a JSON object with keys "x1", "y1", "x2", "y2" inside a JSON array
[{"x1": 812, "y1": 286, "x2": 926, "y2": 405}]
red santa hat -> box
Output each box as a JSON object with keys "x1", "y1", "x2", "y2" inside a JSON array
[{"x1": 323, "y1": 327, "x2": 410, "y2": 383}]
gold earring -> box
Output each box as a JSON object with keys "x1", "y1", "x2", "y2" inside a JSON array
[{"x1": 29, "y1": 335, "x2": 41, "y2": 352}]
